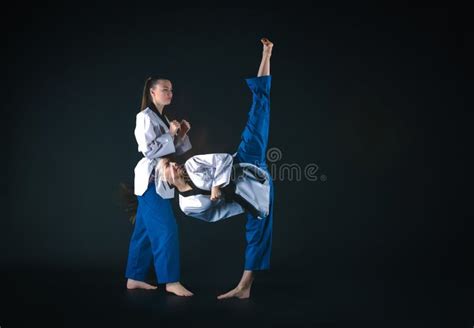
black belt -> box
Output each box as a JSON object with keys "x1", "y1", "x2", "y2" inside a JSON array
[
  {"x1": 222, "y1": 181, "x2": 260, "y2": 218},
  {"x1": 178, "y1": 180, "x2": 260, "y2": 218}
]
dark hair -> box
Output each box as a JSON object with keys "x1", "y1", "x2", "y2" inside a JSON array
[
  {"x1": 118, "y1": 182, "x2": 138, "y2": 224},
  {"x1": 140, "y1": 76, "x2": 169, "y2": 111}
]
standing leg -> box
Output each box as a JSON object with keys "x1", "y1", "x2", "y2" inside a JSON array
[
  {"x1": 244, "y1": 177, "x2": 274, "y2": 271},
  {"x1": 140, "y1": 183, "x2": 193, "y2": 296},
  {"x1": 218, "y1": 179, "x2": 274, "y2": 300},
  {"x1": 218, "y1": 38, "x2": 274, "y2": 300},
  {"x1": 125, "y1": 198, "x2": 157, "y2": 290}
]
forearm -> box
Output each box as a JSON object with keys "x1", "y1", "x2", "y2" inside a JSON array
[
  {"x1": 174, "y1": 134, "x2": 192, "y2": 155},
  {"x1": 142, "y1": 133, "x2": 176, "y2": 159}
]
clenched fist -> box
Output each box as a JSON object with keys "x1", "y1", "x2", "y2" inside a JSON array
[
  {"x1": 210, "y1": 186, "x2": 222, "y2": 201},
  {"x1": 177, "y1": 119, "x2": 191, "y2": 139}
]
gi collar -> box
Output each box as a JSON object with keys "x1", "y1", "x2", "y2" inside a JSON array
[
  {"x1": 178, "y1": 176, "x2": 211, "y2": 197},
  {"x1": 148, "y1": 102, "x2": 170, "y2": 129}
]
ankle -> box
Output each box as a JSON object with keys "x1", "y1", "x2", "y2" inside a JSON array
[
  {"x1": 166, "y1": 282, "x2": 179, "y2": 287},
  {"x1": 237, "y1": 282, "x2": 252, "y2": 290}
]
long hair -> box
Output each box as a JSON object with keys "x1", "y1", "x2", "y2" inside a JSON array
[
  {"x1": 118, "y1": 182, "x2": 138, "y2": 224},
  {"x1": 140, "y1": 76, "x2": 168, "y2": 111}
]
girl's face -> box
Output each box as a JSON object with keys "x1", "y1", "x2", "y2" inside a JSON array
[
  {"x1": 150, "y1": 80, "x2": 173, "y2": 106},
  {"x1": 160, "y1": 158, "x2": 184, "y2": 185}
]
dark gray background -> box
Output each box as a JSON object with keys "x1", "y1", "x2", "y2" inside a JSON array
[{"x1": 2, "y1": 4, "x2": 470, "y2": 327}]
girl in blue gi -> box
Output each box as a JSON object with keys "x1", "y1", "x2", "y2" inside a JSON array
[
  {"x1": 158, "y1": 38, "x2": 274, "y2": 299},
  {"x1": 125, "y1": 74, "x2": 194, "y2": 296}
]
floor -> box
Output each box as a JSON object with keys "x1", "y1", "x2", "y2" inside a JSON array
[{"x1": 1, "y1": 265, "x2": 471, "y2": 327}]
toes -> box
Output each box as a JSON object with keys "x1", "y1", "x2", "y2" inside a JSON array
[
  {"x1": 127, "y1": 283, "x2": 157, "y2": 290},
  {"x1": 179, "y1": 292, "x2": 193, "y2": 297},
  {"x1": 217, "y1": 291, "x2": 233, "y2": 299},
  {"x1": 166, "y1": 287, "x2": 193, "y2": 296}
]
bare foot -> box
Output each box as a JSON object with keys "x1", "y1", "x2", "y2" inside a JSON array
[
  {"x1": 165, "y1": 282, "x2": 194, "y2": 297},
  {"x1": 261, "y1": 37, "x2": 273, "y2": 56},
  {"x1": 126, "y1": 278, "x2": 158, "y2": 290},
  {"x1": 217, "y1": 285, "x2": 251, "y2": 300}
]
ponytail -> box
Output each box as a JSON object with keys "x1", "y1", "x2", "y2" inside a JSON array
[{"x1": 140, "y1": 76, "x2": 167, "y2": 111}]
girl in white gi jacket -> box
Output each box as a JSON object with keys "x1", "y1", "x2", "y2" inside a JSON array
[
  {"x1": 157, "y1": 38, "x2": 275, "y2": 299},
  {"x1": 124, "y1": 75, "x2": 194, "y2": 297},
  {"x1": 158, "y1": 153, "x2": 271, "y2": 222}
]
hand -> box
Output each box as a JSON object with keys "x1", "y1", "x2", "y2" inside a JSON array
[
  {"x1": 210, "y1": 186, "x2": 222, "y2": 201},
  {"x1": 169, "y1": 120, "x2": 181, "y2": 137},
  {"x1": 177, "y1": 120, "x2": 191, "y2": 139}
]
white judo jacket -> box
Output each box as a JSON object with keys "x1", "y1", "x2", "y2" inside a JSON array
[
  {"x1": 178, "y1": 153, "x2": 271, "y2": 222},
  {"x1": 133, "y1": 106, "x2": 192, "y2": 197}
]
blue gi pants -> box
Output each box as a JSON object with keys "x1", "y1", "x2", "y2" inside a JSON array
[
  {"x1": 125, "y1": 182, "x2": 180, "y2": 283},
  {"x1": 235, "y1": 75, "x2": 274, "y2": 271}
]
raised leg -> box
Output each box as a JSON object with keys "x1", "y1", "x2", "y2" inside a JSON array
[
  {"x1": 219, "y1": 38, "x2": 275, "y2": 300},
  {"x1": 235, "y1": 38, "x2": 273, "y2": 166},
  {"x1": 257, "y1": 37, "x2": 272, "y2": 77}
]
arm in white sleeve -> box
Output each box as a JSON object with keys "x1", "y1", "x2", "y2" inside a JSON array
[
  {"x1": 134, "y1": 112, "x2": 176, "y2": 159},
  {"x1": 174, "y1": 134, "x2": 192, "y2": 155},
  {"x1": 179, "y1": 196, "x2": 241, "y2": 222},
  {"x1": 187, "y1": 153, "x2": 233, "y2": 188}
]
